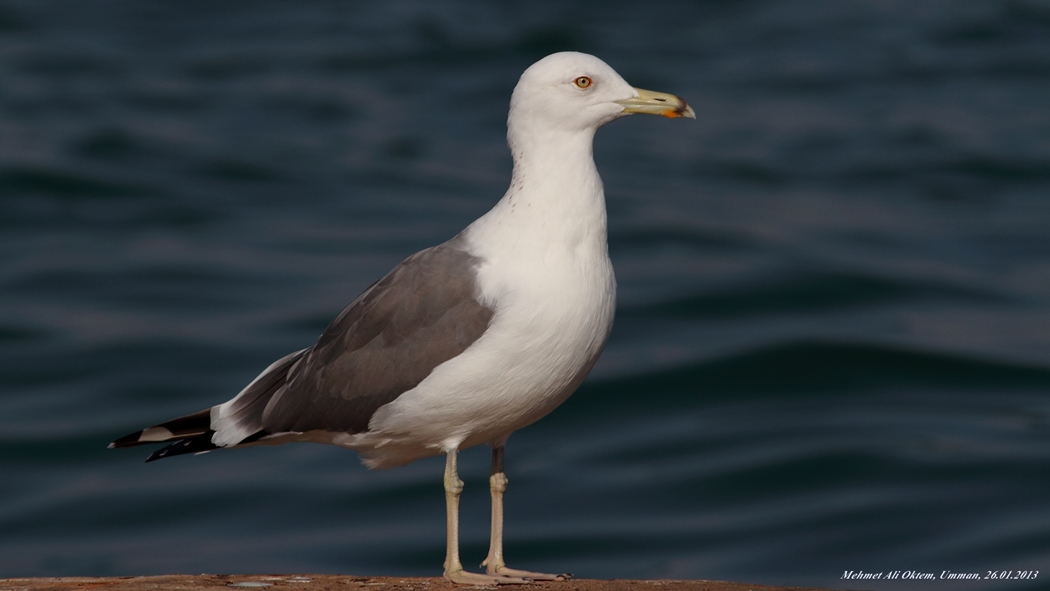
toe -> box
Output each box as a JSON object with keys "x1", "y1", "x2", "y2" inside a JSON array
[
  {"x1": 445, "y1": 568, "x2": 530, "y2": 586},
  {"x1": 487, "y1": 567, "x2": 571, "y2": 582}
]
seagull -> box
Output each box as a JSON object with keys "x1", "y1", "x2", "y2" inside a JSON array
[{"x1": 111, "y1": 51, "x2": 694, "y2": 585}]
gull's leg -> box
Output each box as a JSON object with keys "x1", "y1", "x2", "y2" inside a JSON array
[
  {"x1": 481, "y1": 445, "x2": 570, "y2": 581},
  {"x1": 442, "y1": 449, "x2": 528, "y2": 585}
]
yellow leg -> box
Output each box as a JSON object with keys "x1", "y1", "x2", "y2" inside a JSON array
[
  {"x1": 442, "y1": 449, "x2": 529, "y2": 585},
  {"x1": 481, "y1": 446, "x2": 570, "y2": 582}
]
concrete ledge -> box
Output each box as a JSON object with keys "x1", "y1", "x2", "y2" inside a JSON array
[{"x1": 0, "y1": 575, "x2": 831, "y2": 591}]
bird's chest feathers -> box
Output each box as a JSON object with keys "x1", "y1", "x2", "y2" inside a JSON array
[{"x1": 475, "y1": 244, "x2": 615, "y2": 370}]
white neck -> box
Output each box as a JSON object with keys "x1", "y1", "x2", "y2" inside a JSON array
[{"x1": 466, "y1": 126, "x2": 608, "y2": 259}]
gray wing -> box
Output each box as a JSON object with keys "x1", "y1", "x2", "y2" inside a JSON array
[
  {"x1": 112, "y1": 237, "x2": 494, "y2": 460},
  {"x1": 260, "y1": 237, "x2": 494, "y2": 435}
]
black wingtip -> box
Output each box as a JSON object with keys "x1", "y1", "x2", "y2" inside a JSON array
[
  {"x1": 110, "y1": 408, "x2": 214, "y2": 451},
  {"x1": 144, "y1": 433, "x2": 219, "y2": 462},
  {"x1": 109, "y1": 430, "x2": 149, "y2": 449}
]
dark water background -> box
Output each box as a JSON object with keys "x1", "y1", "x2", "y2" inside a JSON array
[{"x1": 2, "y1": 1, "x2": 1049, "y2": 590}]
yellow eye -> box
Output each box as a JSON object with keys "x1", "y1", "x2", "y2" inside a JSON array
[{"x1": 574, "y1": 76, "x2": 592, "y2": 89}]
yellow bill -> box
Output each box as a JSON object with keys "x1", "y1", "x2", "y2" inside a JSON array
[{"x1": 616, "y1": 87, "x2": 696, "y2": 119}]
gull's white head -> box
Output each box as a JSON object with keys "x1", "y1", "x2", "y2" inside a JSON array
[{"x1": 508, "y1": 52, "x2": 695, "y2": 138}]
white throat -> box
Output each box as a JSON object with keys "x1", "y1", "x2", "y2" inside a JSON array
[{"x1": 466, "y1": 125, "x2": 608, "y2": 260}]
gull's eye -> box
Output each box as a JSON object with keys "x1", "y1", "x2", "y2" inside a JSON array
[{"x1": 574, "y1": 76, "x2": 593, "y2": 89}]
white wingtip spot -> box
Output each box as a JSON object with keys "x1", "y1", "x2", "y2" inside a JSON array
[{"x1": 139, "y1": 426, "x2": 175, "y2": 442}]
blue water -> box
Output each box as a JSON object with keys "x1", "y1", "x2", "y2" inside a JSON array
[{"x1": 2, "y1": 1, "x2": 1049, "y2": 590}]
